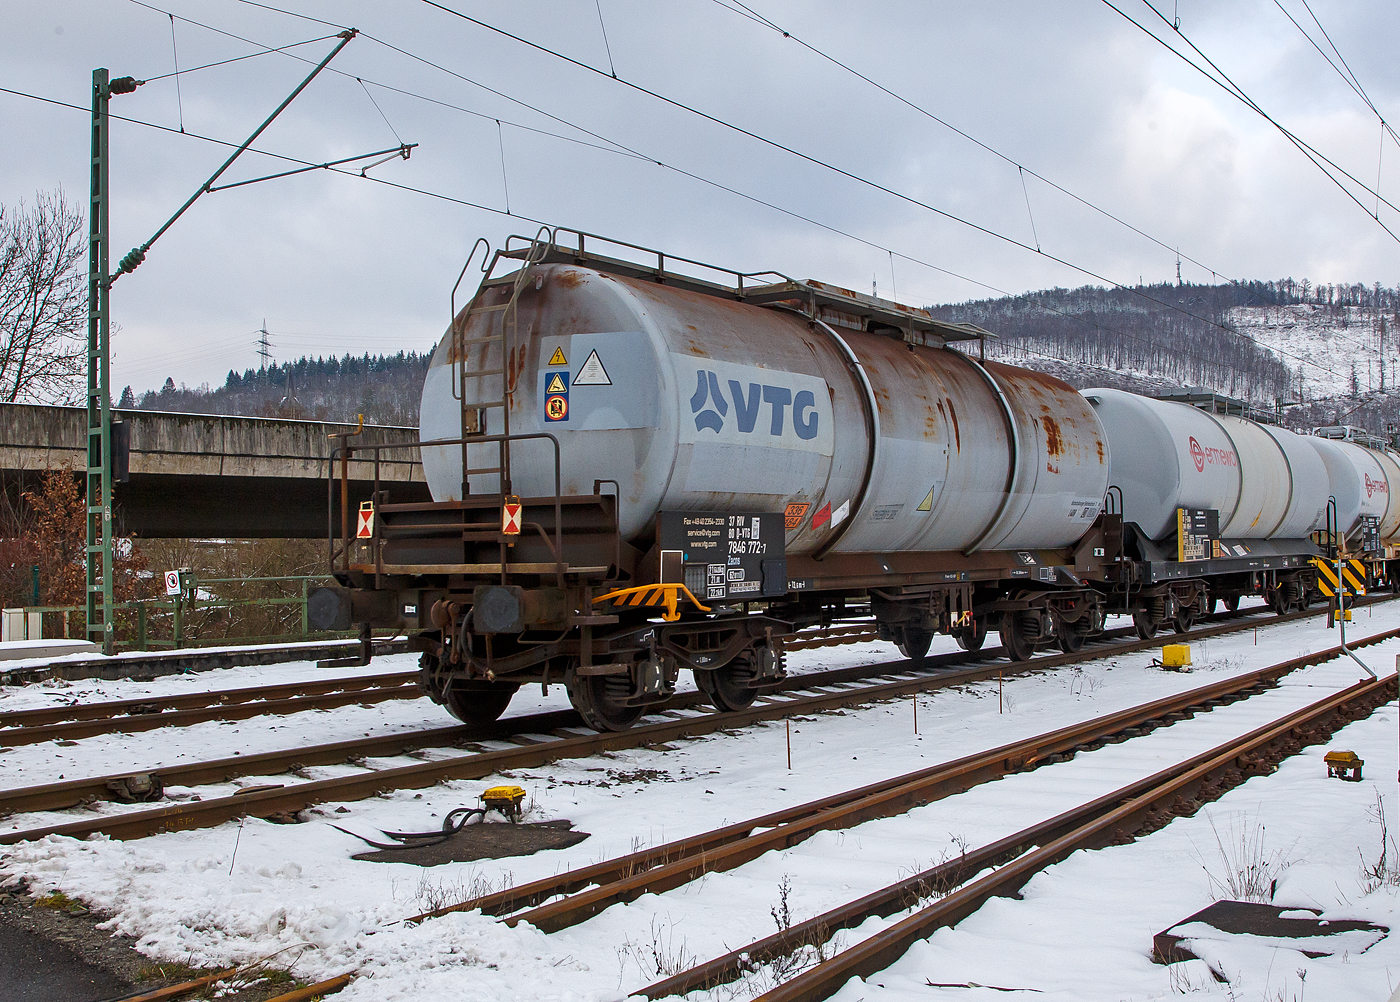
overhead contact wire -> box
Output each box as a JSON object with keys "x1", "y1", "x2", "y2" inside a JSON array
[
  {"x1": 712, "y1": 0, "x2": 1229, "y2": 283},
  {"x1": 416, "y1": 0, "x2": 1338, "y2": 377},
  {"x1": 168, "y1": 13, "x2": 184, "y2": 132},
  {"x1": 1106, "y1": 0, "x2": 1400, "y2": 241},
  {"x1": 0, "y1": 79, "x2": 1300, "y2": 384},
  {"x1": 8, "y1": 5, "x2": 1334, "y2": 381}
]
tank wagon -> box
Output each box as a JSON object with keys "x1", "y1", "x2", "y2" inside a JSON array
[{"x1": 308, "y1": 229, "x2": 1395, "y2": 731}]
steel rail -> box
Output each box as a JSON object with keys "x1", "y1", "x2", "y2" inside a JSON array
[
  {"x1": 0, "y1": 638, "x2": 412, "y2": 686},
  {"x1": 0, "y1": 682, "x2": 423, "y2": 747},
  {"x1": 0, "y1": 603, "x2": 1376, "y2": 844},
  {"x1": 466, "y1": 629, "x2": 1397, "y2": 934},
  {"x1": 0, "y1": 612, "x2": 1253, "y2": 816},
  {"x1": 0, "y1": 670, "x2": 418, "y2": 728},
  {"x1": 748, "y1": 673, "x2": 1396, "y2": 1002},
  {"x1": 642, "y1": 672, "x2": 1395, "y2": 998}
]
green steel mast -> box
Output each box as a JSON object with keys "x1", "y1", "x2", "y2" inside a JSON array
[{"x1": 86, "y1": 68, "x2": 115, "y2": 654}]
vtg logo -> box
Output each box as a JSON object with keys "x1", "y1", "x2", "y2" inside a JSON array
[{"x1": 690, "y1": 369, "x2": 820, "y2": 441}]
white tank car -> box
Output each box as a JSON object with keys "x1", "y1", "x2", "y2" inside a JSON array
[
  {"x1": 1309, "y1": 436, "x2": 1400, "y2": 541},
  {"x1": 1081, "y1": 388, "x2": 1330, "y2": 541},
  {"x1": 420, "y1": 262, "x2": 1110, "y2": 555}
]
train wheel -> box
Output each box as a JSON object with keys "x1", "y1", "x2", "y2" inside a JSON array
[
  {"x1": 568, "y1": 671, "x2": 644, "y2": 731},
  {"x1": 896, "y1": 627, "x2": 934, "y2": 666},
  {"x1": 443, "y1": 681, "x2": 519, "y2": 726},
  {"x1": 1058, "y1": 620, "x2": 1086, "y2": 654},
  {"x1": 696, "y1": 657, "x2": 760, "y2": 713},
  {"x1": 1002, "y1": 615, "x2": 1036, "y2": 662},
  {"x1": 1173, "y1": 609, "x2": 1196, "y2": 634},
  {"x1": 955, "y1": 620, "x2": 987, "y2": 652},
  {"x1": 1133, "y1": 610, "x2": 1156, "y2": 641},
  {"x1": 1223, "y1": 595, "x2": 1239, "y2": 613}
]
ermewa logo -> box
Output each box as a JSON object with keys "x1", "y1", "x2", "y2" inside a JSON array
[
  {"x1": 1366, "y1": 473, "x2": 1390, "y2": 498},
  {"x1": 690, "y1": 369, "x2": 820, "y2": 441},
  {"x1": 1188, "y1": 436, "x2": 1237, "y2": 473}
]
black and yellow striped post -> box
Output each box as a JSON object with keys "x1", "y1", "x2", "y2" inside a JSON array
[{"x1": 1311, "y1": 556, "x2": 1368, "y2": 627}]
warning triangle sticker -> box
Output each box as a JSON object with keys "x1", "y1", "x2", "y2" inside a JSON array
[
  {"x1": 548, "y1": 347, "x2": 568, "y2": 366},
  {"x1": 573, "y1": 349, "x2": 612, "y2": 386},
  {"x1": 917, "y1": 486, "x2": 934, "y2": 512},
  {"x1": 546, "y1": 372, "x2": 567, "y2": 393}
]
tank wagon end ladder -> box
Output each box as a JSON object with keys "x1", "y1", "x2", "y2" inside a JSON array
[{"x1": 449, "y1": 228, "x2": 553, "y2": 500}]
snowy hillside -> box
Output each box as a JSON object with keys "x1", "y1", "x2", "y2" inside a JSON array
[
  {"x1": 936, "y1": 282, "x2": 1400, "y2": 434},
  {"x1": 1230, "y1": 302, "x2": 1393, "y2": 402}
]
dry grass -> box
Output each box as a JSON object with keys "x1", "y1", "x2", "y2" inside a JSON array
[{"x1": 1198, "y1": 811, "x2": 1298, "y2": 903}]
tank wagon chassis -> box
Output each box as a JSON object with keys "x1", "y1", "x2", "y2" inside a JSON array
[{"x1": 307, "y1": 228, "x2": 1378, "y2": 731}]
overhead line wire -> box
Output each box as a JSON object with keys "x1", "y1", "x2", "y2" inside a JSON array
[
  {"x1": 126, "y1": 0, "x2": 653, "y2": 169},
  {"x1": 413, "y1": 0, "x2": 1337, "y2": 376},
  {"x1": 132, "y1": 0, "x2": 649, "y2": 164},
  {"x1": 710, "y1": 0, "x2": 1230, "y2": 283},
  {"x1": 173, "y1": 5, "x2": 1320, "y2": 378},
  {"x1": 1104, "y1": 0, "x2": 1400, "y2": 238},
  {"x1": 0, "y1": 77, "x2": 1291, "y2": 384},
  {"x1": 1, "y1": 5, "x2": 1328, "y2": 384},
  {"x1": 1297, "y1": 0, "x2": 1394, "y2": 141},
  {"x1": 140, "y1": 33, "x2": 338, "y2": 82},
  {"x1": 1137, "y1": 0, "x2": 1400, "y2": 231}
]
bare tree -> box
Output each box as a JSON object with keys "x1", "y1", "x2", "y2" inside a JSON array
[{"x1": 0, "y1": 191, "x2": 86, "y2": 402}]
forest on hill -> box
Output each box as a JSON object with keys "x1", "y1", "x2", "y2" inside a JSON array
[
  {"x1": 120, "y1": 350, "x2": 432, "y2": 427},
  {"x1": 934, "y1": 277, "x2": 1400, "y2": 435},
  {"x1": 120, "y1": 276, "x2": 1400, "y2": 439}
]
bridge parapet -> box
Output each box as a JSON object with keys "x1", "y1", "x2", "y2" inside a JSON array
[
  {"x1": 0, "y1": 404, "x2": 429, "y2": 537},
  {"x1": 0, "y1": 404, "x2": 423, "y2": 482}
]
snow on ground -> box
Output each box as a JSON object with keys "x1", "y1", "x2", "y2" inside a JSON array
[
  {"x1": 825, "y1": 698, "x2": 1400, "y2": 1002},
  {"x1": 0, "y1": 600, "x2": 1392, "y2": 1001}
]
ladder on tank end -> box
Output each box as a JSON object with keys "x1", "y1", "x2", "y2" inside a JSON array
[{"x1": 448, "y1": 228, "x2": 552, "y2": 497}]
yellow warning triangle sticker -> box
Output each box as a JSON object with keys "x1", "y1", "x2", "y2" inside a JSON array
[
  {"x1": 916, "y1": 486, "x2": 934, "y2": 512},
  {"x1": 548, "y1": 347, "x2": 568, "y2": 366},
  {"x1": 546, "y1": 372, "x2": 567, "y2": 393}
]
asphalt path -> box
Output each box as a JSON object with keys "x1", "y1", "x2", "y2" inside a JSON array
[{"x1": 0, "y1": 922, "x2": 131, "y2": 1002}]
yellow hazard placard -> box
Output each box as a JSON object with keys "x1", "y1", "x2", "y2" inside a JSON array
[
  {"x1": 548, "y1": 346, "x2": 567, "y2": 366},
  {"x1": 546, "y1": 371, "x2": 567, "y2": 394}
]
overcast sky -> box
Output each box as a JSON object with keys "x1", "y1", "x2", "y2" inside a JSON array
[{"x1": 4, "y1": 0, "x2": 1399, "y2": 396}]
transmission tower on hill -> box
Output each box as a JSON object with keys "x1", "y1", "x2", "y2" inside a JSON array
[{"x1": 256, "y1": 320, "x2": 273, "y2": 370}]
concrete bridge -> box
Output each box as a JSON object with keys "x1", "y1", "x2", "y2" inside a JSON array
[{"x1": 0, "y1": 404, "x2": 431, "y2": 537}]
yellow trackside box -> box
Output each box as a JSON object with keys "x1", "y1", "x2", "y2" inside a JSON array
[
  {"x1": 1161, "y1": 644, "x2": 1192, "y2": 668},
  {"x1": 481, "y1": 785, "x2": 527, "y2": 822}
]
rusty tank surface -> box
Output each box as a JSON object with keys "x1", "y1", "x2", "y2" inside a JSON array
[{"x1": 420, "y1": 264, "x2": 1109, "y2": 558}]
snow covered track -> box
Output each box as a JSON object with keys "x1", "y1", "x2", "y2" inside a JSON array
[
  {"x1": 418, "y1": 628, "x2": 1397, "y2": 942},
  {"x1": 0, "y1": 603, "x2": 1376, "y2": 845},
  {"x1": 0, "y1": 670, "x2": 421, "y2": 746},
  {"x1": 741, "y1": 673, "x2": 1396, "y2": 1002}
]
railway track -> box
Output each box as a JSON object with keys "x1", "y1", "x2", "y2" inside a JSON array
[
  {"x1": 405, "y1": 629, "x2": 1396, "y2": 935},
  {"x1": 0, "y1": 638, "x2": 412, "y2": 686},
  {"x1": 0, "y1": 600, "x2": 1362, "y2": 748},
  {"x1": 726, "y1": 670, "x2": 1396, "y2": 1002},
  {"x1": 0, "y1": 602, "x2": 1383, "y2": 844},
  {"x1": 0, "y1": 670, "x2": 421, "y2": 746}
]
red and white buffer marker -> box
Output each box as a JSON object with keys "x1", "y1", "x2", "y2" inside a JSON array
[
  {"x1": 502, "y1": 497, "x2": 523, "y2": 536},
  {"x1": 356, "y1": 501, "x2": 374, "y2": 539}
]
